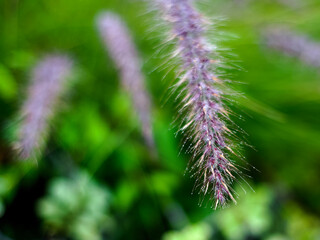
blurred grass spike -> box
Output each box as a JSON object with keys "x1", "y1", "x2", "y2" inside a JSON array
[
  {"x1": 263, "y1": 27, "x2": 320, "y2": 68},
  {"x1": 96, "y1": 11, "x2": 155, "y2": 150},
  {"x1": 154, "y1": 0, "x2": 245, "y2": 208},
  {"x1": 13, "y1": 54, "x2": 73, "y2": 160}
]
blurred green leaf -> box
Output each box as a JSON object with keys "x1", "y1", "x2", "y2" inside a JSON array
[
  {"x1": 37, "y1": 170, "x2": 112, "y2": 240},
  {"x1": 214, "y1": 185, "x2": 273, "y2": 240},
  {"x1": 0, "y1": 64, "x2": 17, "y2": 100},
  {"x1": 162, "y1": 222, "x2": 212, "y2": 240}
]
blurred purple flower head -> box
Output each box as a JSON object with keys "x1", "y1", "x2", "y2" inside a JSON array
[
  {"x1": 263, "y1": 27, "x2": 320, "y2": 68},
  {"x1": 14, "y1": 54, "x2": 73, "y2": 160},
  {"x1": 96, "y1": 11, "x2": 154, "y2": 148},
  {"x1": 156, "y1": 0, "x2": 240, "y2": 208}
]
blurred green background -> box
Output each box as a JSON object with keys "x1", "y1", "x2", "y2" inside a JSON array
[{"x1": 0, "y1": 0, "x2": 320, "y2": 239}]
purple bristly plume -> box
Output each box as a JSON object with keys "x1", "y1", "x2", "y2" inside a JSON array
[
  {"x1": 156, "y1": 0, "x2": 239, "y2": 208},
  {"x1": 14, "y1": 54, "x2": 73, "y2": 160},
  {"x1": 96, "y1": 11, "x2": 154, "y2": 148},
  {"x1": 263, "y1": 27, "x2": 320, "y2": 68}
]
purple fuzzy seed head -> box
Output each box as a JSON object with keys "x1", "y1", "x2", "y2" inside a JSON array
[
  {"x1": 14, "y1": 54, "x2": 73, "y2": 160},
  {"x1": 96, "y1": 11, "x2": 154, "y2": 148},
  {"x1": 156, "y1": 0, "x2": 241, "y2": 208},
  {"x1": 263, "y1": 27, "x2": 320, "y2": 68}
]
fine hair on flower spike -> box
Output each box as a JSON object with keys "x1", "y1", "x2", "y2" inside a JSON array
[
  {"x1": 13, "y1": 54, "x2": 73, "y2": 160},
  {"x1": 96, "y1": 11, "x2": 154, "y2": 148},
  {"x1": 154, "y1": 0, "x2": 245, "y2": 208}
]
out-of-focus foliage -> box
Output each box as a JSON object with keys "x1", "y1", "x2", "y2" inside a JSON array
[
  {"x1": 0, "y1": 0, "x2": 320, "y2": 239},
  {"x1": 0, "y1": 64, "x2": 16, "y2": 100},
  {"x1": 162, "y1": 222, "x2": 212, "y2": 240},
  {"x1": 214, "y1": 186, "x2": 273, "y2": 239},
  {"x1": 37, "y1": 170, "x2": 112, "y2": 240}
]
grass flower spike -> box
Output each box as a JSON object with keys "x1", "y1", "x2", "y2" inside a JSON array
[
  {"x1": 263, "y1": 27, "x2": 320, "y2": 68},
  {"x1": 96, "y1": 11, "x2": 154, "y2": 148},
  {"x1": 156, "y1": 0, "x2": 240, "y2": 208},
  {"x1": 14, "y1": 54, "x2": 73, "y2": 160}
]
